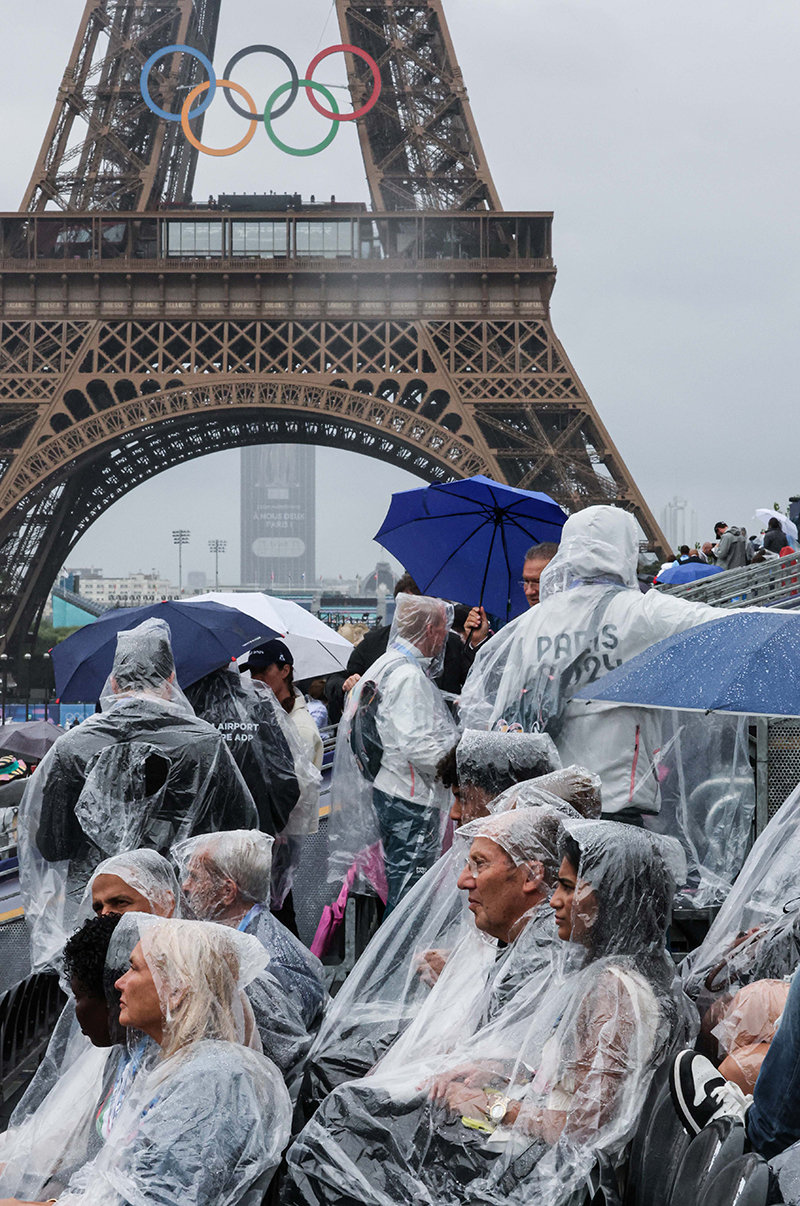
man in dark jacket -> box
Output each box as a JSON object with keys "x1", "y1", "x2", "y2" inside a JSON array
[
  {"x1": 714, "y1": 522, "x2": 751, "y2": 571},
  {"x1": 762, "y1": 517, "x2": 788, "y2": 555},
  {"x1": 186, "y1": 666, "x2": 300, "y2": 835},
  {"x1": 18, "y1": 619, "x2": 257, "y2": 969}
]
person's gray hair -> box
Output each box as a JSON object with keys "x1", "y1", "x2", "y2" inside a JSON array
[{"x1": 175, "y1": 830, "x2": 274, "y2": 906}]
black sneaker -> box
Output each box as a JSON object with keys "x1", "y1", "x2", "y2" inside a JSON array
[{"x1": 670, "y1": 1050, "x2": 752, "y2": 1136}]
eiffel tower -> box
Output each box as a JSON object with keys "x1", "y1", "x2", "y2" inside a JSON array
[{"x1": 0, "y1": 0, "x2": 667, "y2": 653}]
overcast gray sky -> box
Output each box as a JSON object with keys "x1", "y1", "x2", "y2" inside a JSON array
[{"x1": 1, "y1": 0, "x2": 798, "y2": 583}]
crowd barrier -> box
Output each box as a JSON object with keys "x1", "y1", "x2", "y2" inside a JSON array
[{"x1": 0, "y1": 971, "x2": 65, "y2": 1125}]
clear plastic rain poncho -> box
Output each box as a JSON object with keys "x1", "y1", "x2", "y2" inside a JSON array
[
  {"x1": 0, "y1": 912, "x2": 141, "y2": 1202},
  {"x1": 680, "y1": 781, "x2": 800, "y2": 1020},
  {"x1": 459, "y1": 506, "x2": 725, "y2": 814},
  {"x1": 50, "y1": 914, "x2": 293, "y2": 1206},
  {"x1": 0, "y1": 848, "x2": 187, "y2": 1200},
  {"x1": 297, "y1": 787, "x2": 587, "y2": 1124},
  {"x1": 80, "y1": 847, "x2": 184, "y2": 922},
  {"x1": 640, "y1": 710, "x2": 755, "y2": 909},
  {"x1": 455, "y1": 730, "x2": 560, "y2": 820},
  {"x1": 18, "y1": 619, "x2": 258, "y2": 970},
  {"x1": 284, "y1": 820, "x2": 688, "y2": 1206},
  {"x1": 173, "y1": 830, "x2": 326, "y2": 1031},
  {"x1": 186, "y1": 664, "x2": 304, "y2": 835},
  {"x1": 328, "y1": 593, "x2": 461, "y2": 911},
  {"x1": 489, "y1": 766, "x2": 603, "y2": 820}
]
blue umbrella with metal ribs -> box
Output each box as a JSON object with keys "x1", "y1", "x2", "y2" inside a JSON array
[
  {"x1": 374, "y1": 475, "x2": 568, "y2": 620},
  {"x1": 573, "y1": 612, "x2": 800, "y2": 716},
  {"x1": 51, "y1": 600, "x2": 279, "y2": 703},
  {"x1": 655, "y1": 562, "x2": 724, "y2": 586}
]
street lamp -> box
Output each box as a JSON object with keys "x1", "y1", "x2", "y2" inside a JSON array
[
  {"x1": 23, "y1": 652, "x2": 31, "y2": 721},
  {"x1": 208, "y1": 539, "x2": 227, "y2": 590},
  {"x1": 172, "y1": 530, "x2": 190, "y2": 594}
]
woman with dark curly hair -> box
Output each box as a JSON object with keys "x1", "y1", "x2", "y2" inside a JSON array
[{"x1": 0, "y1": 915, "x2": 126, "y2": 1203}]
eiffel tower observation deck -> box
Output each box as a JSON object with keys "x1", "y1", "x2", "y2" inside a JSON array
[{"x1": 0, "y1": 0, "x2": 667, "y2": 653}]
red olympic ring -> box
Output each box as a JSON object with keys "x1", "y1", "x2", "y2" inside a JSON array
[{"x1": 305, "y1": 44, "x2": 382, "y2": 122}]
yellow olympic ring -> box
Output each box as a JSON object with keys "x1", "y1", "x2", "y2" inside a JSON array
[{"x1": 181, "y1": 79, "x2": 258, "y2": 157}]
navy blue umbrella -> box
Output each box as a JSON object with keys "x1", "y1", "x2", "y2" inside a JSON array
[
  {"x1": 52, "y1": 600, "x2": 279, "y2": 703},
  {"x1": 374, "y1": 475, "x2": 568, "y2": 620},
  {"x1": 574, "y1": 612, "x2": 800, "y2": 716},
  {"x1": 656, "y1": 562, "x2": 724, "y2": 586}
]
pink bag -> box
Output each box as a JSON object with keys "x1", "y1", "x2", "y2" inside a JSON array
[{"x1": 311, "y1": 843, "x2": 388, "y2": 958}]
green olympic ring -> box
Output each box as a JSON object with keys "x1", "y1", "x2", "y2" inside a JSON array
[{"x1": 264, "y1": 78, "x2": 340, "y2": 158}]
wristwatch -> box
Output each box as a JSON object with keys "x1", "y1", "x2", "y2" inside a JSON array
[{"x1": 486, "y1": 1091, "x2": 511, "y2": 1125}]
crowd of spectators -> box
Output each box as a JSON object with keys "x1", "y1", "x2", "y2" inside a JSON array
[{"x1": 2, "y1": 501, "x2": 800, "y2": 1205}]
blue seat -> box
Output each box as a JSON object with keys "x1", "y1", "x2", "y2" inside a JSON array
[
  {"x1": 667, "y1": 1117, "x2": 746, "y2": 1206},
  {"x1": 699, "y1": 1152, "x2": 771, "y2": 1206}
]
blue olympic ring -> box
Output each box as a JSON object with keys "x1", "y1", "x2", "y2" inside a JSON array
[{"x1": 140, "y1": 44, "x2": 216, "y2": 123}]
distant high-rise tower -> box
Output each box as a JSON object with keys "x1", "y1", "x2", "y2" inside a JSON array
[
  {"x1": 661, "y1": 496, "x2": 698, "y2": 552},
  {"x1": 241, "y1": 446, "x2": 316, "y2": 589}
]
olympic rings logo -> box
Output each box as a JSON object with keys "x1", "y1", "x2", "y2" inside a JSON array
[{"x1": 140, "y1": 43, "x2": 382, "y2": 158}]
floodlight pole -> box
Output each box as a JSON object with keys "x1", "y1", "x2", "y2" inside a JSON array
[
  {"x1": 209, "y1": 539, "x2": 227, "y2": 590},
  {"x1": 172, "y1": 530, "x2": 190, "y2": 593}
]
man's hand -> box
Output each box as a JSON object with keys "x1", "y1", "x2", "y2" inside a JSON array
[
  {"x1": 426, "y1": 1061, "x2": 507, "y2": 1101},
  {"x1": 464, "y1": 606, "x2": 490, "y2": 647},
  {"x1": 415, "y1": 948, "x2": 450, "y2": 987},
  {"x1": 343, "y1": 673, "x2": 362, "y2": 693}
]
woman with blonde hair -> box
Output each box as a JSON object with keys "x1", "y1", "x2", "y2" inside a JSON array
[{"x1": 0, "y1": 916, "x2": 291, "y2": 1206}]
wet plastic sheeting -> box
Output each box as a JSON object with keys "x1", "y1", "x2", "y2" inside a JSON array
[
  {"x1": 641, "y1": 711, "x2": 755, "y2": 909},
  {"x1": 18, "y1": 664, "x2": 257, "y2": 970},
  {"x1": 285, "y1": 821, "x2": 688, "y2": 1206},
  {"x1": 681, "y1": 783, "x2": 800, "y2": 1009},
  {"x1": 174, "y1": 830, "x2": 326, "y2": 1032},
  {"x1": 328, "y1": 594, "x2": 460, "y2": 909},
  {"x1": 459, "y1": 506, "x2": 725, "y2": 815},
  {"x1": 44, "y1": 918, "x2": 293, "y2": 1206},
  {"x1": 186, "y1": 666, "x2": 305, "y2": 835}
]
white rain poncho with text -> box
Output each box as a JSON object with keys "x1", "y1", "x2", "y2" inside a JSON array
[
  {"x1": 284, "y1": 820, "x2": 689, "y2": 1206},
  {"x1": 327, "y1": 593, "x2": 461, "y2": 910},
  {"x1": 459, "y1": 506, "x2": 725, "y2": 815},
  {"x1": 18, "y1": 619, "x2": 258, "y2": 969},
  {"x1": 53, "y1": 915, "x2": 292, "y2": 1206}
]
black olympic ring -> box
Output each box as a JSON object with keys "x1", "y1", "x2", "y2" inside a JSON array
[{"x1": 222, "y1": 45, "x2": 300, "y2": 122}]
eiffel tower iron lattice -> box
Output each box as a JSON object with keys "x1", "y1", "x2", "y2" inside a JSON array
[{"x1": 0, "y1": 0, "x2": 667, "y2": 653}]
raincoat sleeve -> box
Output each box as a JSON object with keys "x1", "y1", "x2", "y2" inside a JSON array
[
  {"x1": 31, "y1": 745, "x2": 85, "y2": 862},
  {"x1": 58, "y1": 1042, "x2": 292, "y2": 1206},
  {"x1": 680, "y1": 781, "x2": 800, "y2": 1005},
  {"x1": 245, "y1": 969, "x2": 316, "y2": 1099}
]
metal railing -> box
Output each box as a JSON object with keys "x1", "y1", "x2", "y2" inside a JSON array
[
  {"x1": 658, "y1": 550, "x2": 800, "y2": 609},
  {"x1": 0, "y1": 973, "x2": 65, "y2": 1121}
]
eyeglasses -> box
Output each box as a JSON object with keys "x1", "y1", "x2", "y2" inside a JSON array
[
  {"x1": 518, "y1": 578, "x2": 540, "y2": 588},
  {"x1": 463, "y1": 856, "x2": 488, "y2": 877}
]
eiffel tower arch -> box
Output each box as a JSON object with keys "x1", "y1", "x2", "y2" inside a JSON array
[{"x1": 0, "y1": 0, "x2": 667, "y2": 652}]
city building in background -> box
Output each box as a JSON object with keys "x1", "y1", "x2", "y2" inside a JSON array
[
  {"x1": 661, "y1": 496, "x2": 698, "y2": 552},
  {"x1": 64, "y1": 568, "x2": 174, "y2": 607},
  {"x1": 241, "y1": 445, "x2": 316, "y2": 589}
]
